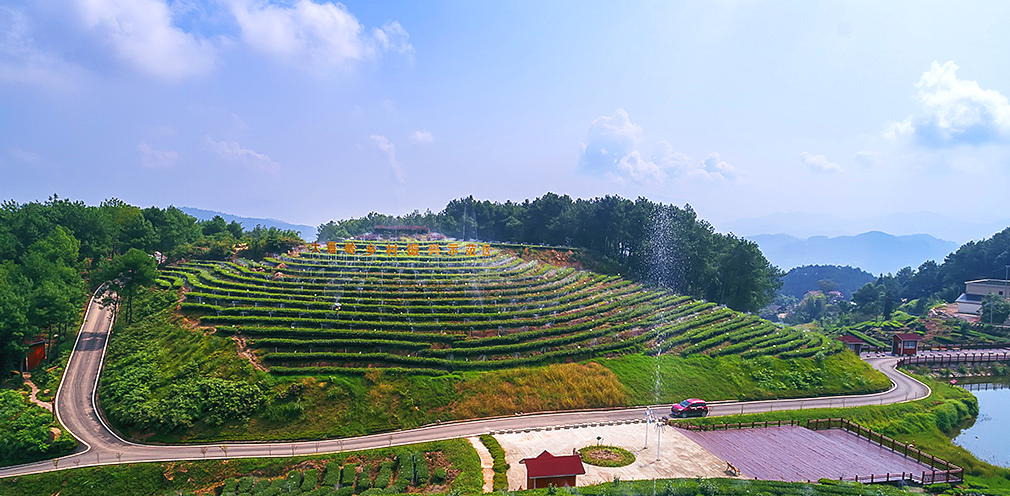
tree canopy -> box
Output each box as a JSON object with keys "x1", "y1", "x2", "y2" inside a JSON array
[{"x1": 317, "y1": 193, "x2": 782, "y2": 313}]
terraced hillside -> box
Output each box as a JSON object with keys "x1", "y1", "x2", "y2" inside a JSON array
[{"x1": 160, "y1": 242, "x2": 837, "y2": 375}]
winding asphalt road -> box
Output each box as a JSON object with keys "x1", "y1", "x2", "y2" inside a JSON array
[{"x1": 0, "y1": 292, "x2": 932, "y2": 479}]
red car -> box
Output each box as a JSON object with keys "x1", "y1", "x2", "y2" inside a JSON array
[{"x1": 671, "y1": 398, "x2": 708, "y2": 417}]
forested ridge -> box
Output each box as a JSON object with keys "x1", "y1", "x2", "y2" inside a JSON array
[
  {"x1": 0, "y1": 196, "x2": 301, "y2": 373},
  {"x1": 317, "y1": 193, "x2": 782, "y2": 313}
]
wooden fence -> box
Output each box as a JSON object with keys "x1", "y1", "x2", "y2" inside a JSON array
[
  {"x1": 898, "y1": 351, "x2": 1010, "y2": 366},
  {"x1": 673, "y1": 417, "x2": 962, "y2": 485}
]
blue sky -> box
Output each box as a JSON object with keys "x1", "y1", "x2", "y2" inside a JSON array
[{"x1": 2, "y1": 1, "x2": 1010, "y2": 233}]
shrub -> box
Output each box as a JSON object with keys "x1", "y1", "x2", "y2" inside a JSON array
[
  {"x1": 322, "y1": 461, "x2": 341, "y2": 487},
  {"x1": 374, "y1": 461, "x2": 394, "y2": 488},
  {"x1": 301, "y1": 468, "x2": 319, "y2": 491},
  {"x1": 341, "y1": 463, "x2": 358, "y2": 487},
  {"x1": 238, "y1": 476, "x2": 255, "y2": 492},
  {"x1": 432, "y1": 467, "x2": 447, "y2": 485}
]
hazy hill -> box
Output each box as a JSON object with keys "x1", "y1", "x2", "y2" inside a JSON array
[
  {"x1": 179, "y1": 207, "x2": 315, "y2": 240},
  {"x1": 780, "y1": 265, "x2": 876, "y2": 299},
  {"x1": 748, "y1": 231, "x2": 957, "y2": 275},
  {"x1": 725, "y1": 212, "x2": 1010, "y2": 245}
]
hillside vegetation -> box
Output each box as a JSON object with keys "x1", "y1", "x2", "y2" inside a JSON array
[
  {"x1": 88, "y1": 242, "x2": 887, "y2": 442},
  {"x1": 162, "y1": 242, "x2": 834, "y2": 375}
]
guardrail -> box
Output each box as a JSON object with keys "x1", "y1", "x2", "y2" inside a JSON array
[{"x1": 673, "y1": 417, "x2": 962, "y2": 485}]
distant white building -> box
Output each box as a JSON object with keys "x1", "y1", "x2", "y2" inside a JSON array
[{"x1": 956, "y1": 279, "x2": 1010, "y2": 314}]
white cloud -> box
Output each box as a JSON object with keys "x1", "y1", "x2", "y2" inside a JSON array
[
  {"x1": 579, "y1": 109, "x2": 641, "y2": 174},
  {"x1": 370, "y1": 135, "x2": 404, "y2": 184},
  {"x1": 887, "y1": 61, "x2": 1010, "y2": 146},
  {"x1": 206, "y1": 137, "x2": 280, "y2": 173},
  {"x1": 373, "y1": 21, "x2": 414, "y2": 61},
  {"x1": 853, "y1": 151, "x2": 877, "y2": 168},
  {"x1": 10, "y1": 147, "x2": 42, "y2": 165},
  {"x1": 226, "y1": 0, "x2": 412, "y2": 70},
  {"x1": 74, "y1": 0, "x2": 215, "y2": 80},
  {"x1": 409, "y1": 130, "x2": 434, "y2": 144},
  {"x1": 799, "y1": 152, "x2": 841, "y2": 173},
  {"x1": 136, "y1": 141, "x2": 178, "y2": 168},
  {"x1": 579, "y1": 109, "x2": 740, "y2": 184},
  {"x1": 0, "y1": 7, "x2": 83, "y2": 90}
]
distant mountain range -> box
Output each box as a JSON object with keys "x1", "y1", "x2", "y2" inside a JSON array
[
  {"x1": 179, "y1": 207, "x2": 315, "y2": 240},
  {"x1": 747, "y1": 231, "x2": 958, "y2": 275},
  {"x1": 723, "y1": 211, "x2": 1009, "y2": 246}
]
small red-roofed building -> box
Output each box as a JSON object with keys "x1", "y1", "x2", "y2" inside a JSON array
[
  {"x1": 24, "y1": 339, "x2": 46, "y2": 371},
  {"x1": 891, "y1": 333, "x2": 923, "y2": 356},
  {"x1": 838, "y1": 334, "x2": 867, "y2": 354},
  {"x1": 519, "y1": 450, "x2": 586, "y2": 489}
]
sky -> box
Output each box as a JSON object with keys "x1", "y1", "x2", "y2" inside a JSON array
[{"x1": 2, "y1": 1, "x2": 1010, "y2": 235}]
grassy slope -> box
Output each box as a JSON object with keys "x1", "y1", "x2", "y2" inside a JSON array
[
  {"x1": 101, "y1": 288, "x2": 890, "y2": 443},
  {"x1": 0, "y1": 439, "x2": 481, "y2": 496},
  {"x1": 600, "y1": 352, "x2": 891, "y2": 404}
]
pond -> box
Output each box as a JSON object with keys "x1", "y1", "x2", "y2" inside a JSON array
[{"x1": 952, "y1": 379, "x2": 1010, "y2": 467}]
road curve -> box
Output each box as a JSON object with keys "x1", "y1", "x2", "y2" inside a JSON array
[{"x1": 0, "y1": 294, "x2": 932, "y2": 479}]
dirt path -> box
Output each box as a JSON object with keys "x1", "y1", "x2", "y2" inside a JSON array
[
  {"x1": 22, "y1": 373, "x2": 52, "y2": 412},
  {"x1": 467, "y1": 437, "x2": 495, "y2": 493}
]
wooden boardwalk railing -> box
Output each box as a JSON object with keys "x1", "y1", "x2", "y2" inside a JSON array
[
  {"x1": 898, "y1": 351, "x2": 1010, "y2": 366},
  {"x1": 673, "y1": 417, "x2": 962, "y2": 485}
]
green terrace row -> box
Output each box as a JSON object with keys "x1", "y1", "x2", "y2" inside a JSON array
[
  {"x1": 260, "y1": 258, "x2": 533, "y2": 280},
  {"x1": 167, "y1": 263, "x2": 603, "y2": 303},
  {"x1": 181, "y1": 277, "x2": 642, "y2": 321},
  {"x1": 174, "y1": 260, "x2": 564, "y2": 294},
  {"x1": 246, "y1": 294, "x2": 696, "y2": 359},
  {"x1": 190, "y1": 287, "x2": 669, "y2": 333},
  {"x1": 207, "y1": 256, "x2": 538, "y2": 284},
  {"x1": 221, "y1": 295, "x2": 700, "y2": 351},
  {"x1": 268, "y1": 251, "x2": 523, "y2": 270}
]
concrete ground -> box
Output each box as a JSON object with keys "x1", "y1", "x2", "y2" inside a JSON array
[{"x1": 493, "y1": 423, "x2": 728, "y2": 490}]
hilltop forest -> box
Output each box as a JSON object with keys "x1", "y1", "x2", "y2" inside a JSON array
[
  {"x1": 317, "y1": 194, "x2": 782, "y2": 313},
  {"x1": 0, "y1": 197, "x2": 301, "y2": 373}
]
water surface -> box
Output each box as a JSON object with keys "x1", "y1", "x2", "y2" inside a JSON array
[{"x1": 953, "y1": 380, "x2": 1010, "y2": 467}]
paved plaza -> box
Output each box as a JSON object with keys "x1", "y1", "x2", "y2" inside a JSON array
[{"x1": 493, "y1": 423, "x2": 728, "y2": 490}]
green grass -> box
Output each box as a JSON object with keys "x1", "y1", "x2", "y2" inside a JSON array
[
  {"x1": 578, "y1": 445, "x2": 635, "y2": 467},
  {"x1": 600, "y1": 351, "x2": 891, "y2": 404},
  {"x1": 0, "y1": 439, "x2": 481, "y2": 496}
]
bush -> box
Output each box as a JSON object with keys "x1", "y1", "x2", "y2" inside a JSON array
[
  {"x1": 374, "y1": 461, "x2": 394, "y2": 488},
  {"x1": 238, "y1": 476, "x2": 255, "y2": 492},
  {"x1": 301, "y1": 468, "x2": 319, "y2": 491},
  {"x1": 357, "y1": 464, "x2": 373, "y2": 491},
  {"x1": 341, "y1": 463, "x2": 358, "y2": 487},
  {"x1": 432, "y1": 467, "x2": 447, "y2": 485},
  {"x1": 414, "y1": 453, "x2": 429, "y2": 486},
  {"x1": 223, "y1": 479, "x2": 239, "y2": 492},
  {"x1": 284, "y1": 470, "x2": 302, "y2": 492},
  {"x1": 322, "y1": 461, "x2": 341, "y2": 487}
]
